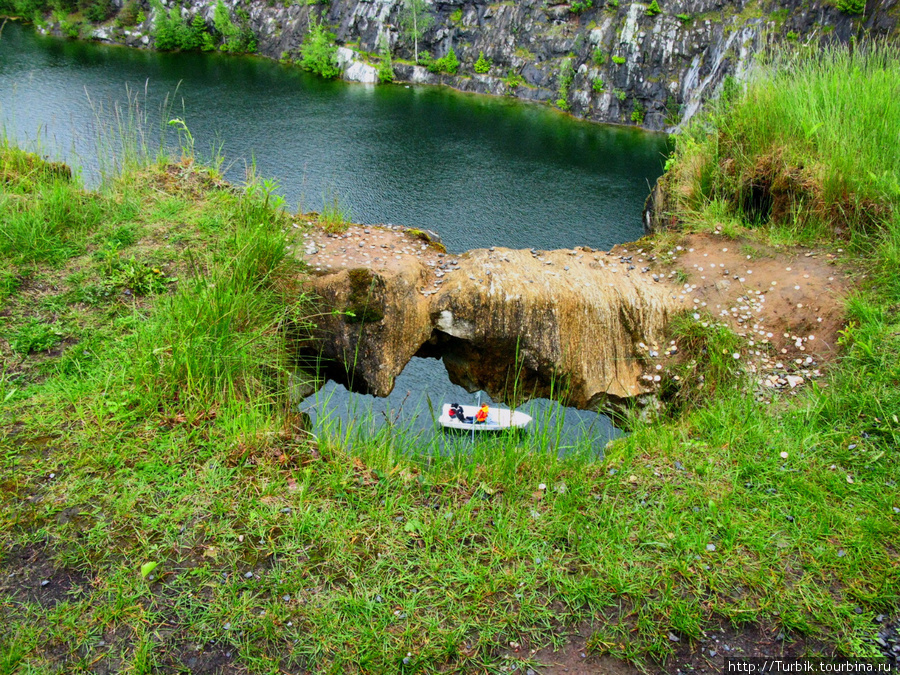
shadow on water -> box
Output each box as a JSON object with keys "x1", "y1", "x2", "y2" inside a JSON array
[{"x1": 301, "y1": 356, "x2": 621, "y2": 457}]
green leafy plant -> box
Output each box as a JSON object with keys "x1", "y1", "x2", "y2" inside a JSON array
[
  {"x1": 377, "y1": 47, "x2": 395, "y2": 83},
  {"x1": 592, "y1": 48, "x2": 606, "y2": 65},
  {"x1": 449, "y1": 7, "x2": 462, "y2": 22},
  {"x1": 592, "y1": 77, "x2": 604, "y2": 92},
  {"x1": 835, "y1": 0, "x2": 864, "y2": 13},
  {"x1": 299, "y1": 18, "x2": 342, "y2": 79},
  {"x1": 607, "y1": 0, "x2": 618, "y2": 8},
  {"x1": 474, "y1": 50, "x2": 491, "y2": 74},
  {"x1": 614, "y1": 88, "x2": 627, "y2": 101},
  {"x1": 116, "y1": 0, "x2": 141, "y2": 26},
  {"x1": 427, "y1": 47, "x2": 459, "y2": 75},
  {"x1": 645, "y1": 0, "x2": 661, "y2": 15},
  {"x1": 676, "y1": 12, "x2": 691, "y2": 23},
  {"x1": 503, "y1": 69, "x2": 525, "y2": 87},
  {"x1": 213, "y1": 1, "x2": 257, "y2": 53},
  {"x1": 555, "y1": 57, "x2": 575, "y2": 111},
  {"x1": 570, "y1": 0, "x2": 592, "y2": 13},
  {"x1": 785, "y1": 30, "x2": 799, "y2": 41},
  {"x1": 631, "y1": 101, "x2": 645, "y2": 124},
  {"x1": 611, "y1": 54, "x2": 626, "y2": 64}
]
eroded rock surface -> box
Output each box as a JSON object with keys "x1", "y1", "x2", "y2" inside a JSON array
[{"x1": 300, "y1": 225, "x2": 678, "y2": 409}]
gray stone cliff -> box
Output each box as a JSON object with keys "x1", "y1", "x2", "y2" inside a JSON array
[{"x1": 51, "y1": 0, "x2": 900, "y2": 129}]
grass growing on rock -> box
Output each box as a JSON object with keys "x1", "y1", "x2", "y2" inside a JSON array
[{"x1": 2, "y1": 40, "x2": 900, "y2": 672}]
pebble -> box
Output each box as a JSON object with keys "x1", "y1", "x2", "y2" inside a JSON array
[
  {"x1": 244, "y1": 572, "x2": 253, "y2": 579},
  {"x1": 706, "y1": 544, "x2": 716, "y2": 552},
  {"x1": 668, "y1": 632, "x2": 680, "y2": 642},
  {"x1": 837, "y1": 549, "x2": 846, "y2": 558},
  {"x1": 40, "y1": 579, "x2": 49, "y2": 587},
  {"x1": 223, "y1": 622, "x2": 231, "y2": 630}
]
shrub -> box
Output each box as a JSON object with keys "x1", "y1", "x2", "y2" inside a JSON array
[
  {"x1": 646, "y1": 0, "x2": 661, "y2": 15},
  {"x1": 836, "y1": 0, "x2": 864, "y2": 13},
  {"x1": 786, "y1": 30, "x2": 799, "y2": 41},
  {"x1": 613, "y1": 88, "x2": 626, "y2": 101},
  {"x1": 449, "y1": 7, "x2": 462, "y2": 21},
  {"x1": 631, "y1": 101, "x2": 645, "y2": 124},
  {"x1": 611, "y1": 54, "x2": 626, "y2": 64},
  {"x1": 474, "y1": 50, "x2": 491, "y2": 74},
  {"x1": 83, "y1": 0, "x2": 112, "y2": 23},
  {"x1": 116, "y1": 0, "x2": 140, "y2": 27},
  {"x1": 417, "y1": 50, "x2": 432, "y2": 67},
  {"x1": 570, "y1": 0, "x2": 591, "y2": 12},
  {"x1": 675, "y1": 12, "x2": 690, "y2": 23},
  {"x1": 427, "y1": 47, "x2": 459, "y2": 75},
  {"x1": 503, "y1": 69, "x2": 525, "y2": 87},
  {"x1": 213, "y1": 1, "x2": 256, "y2": 53},
  {"x1": 607, "y1": 0, "x2": 618, "y2": 7},
  {"x1": 592, "y1": 48, "x2": 606, "y2": 65},
  {"x1": 299, "y1": 18, "x2": 342, "y2": 78},
  {"x1": 592, "y1": 77, "x2": 604, "y2": 92},
  {"x1": 377, "y1": 48, "x2": 394, "y2": 83}
]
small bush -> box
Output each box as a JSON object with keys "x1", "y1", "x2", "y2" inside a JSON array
[
  {"x1": 614, "y1": 88, "x2": 626, "y2": 101},
  {"x1": 449, "y1": 7, "x2": 462, "y2": 21},
  {"x1": 503, "y1": 69, "x2": 525, "y2": 88},
  {"x1": 116, "y1": 0, "x2": 140, "y2": 27},
  {"x1": 675, "y1": 12, "x2": 690, "y2": 23},
  {"x1": 299, "y1": 18, "x2": 342, "y2": 79},
  {"x1": 786, "y1": 30, "x2": 799, "y2": 41},
  {"x1": 592, "y1": 77, "x2": 604, "y2": 92},
  {"x1": 474, "y1": 50, "x2": 491, "y2": 74},
  {"x1": 427, "y1": 47, "x2": 459, "y2": 75},
  {"x1": 570, "y1": 0, "x2": 591, "y2": 12},
  {"x1": 631, "y1": 101, "x2": 646, "y2": 124},
  {"x1": 592, "y1": 48, "x2": 606, "y2": 65},
  {"x1": 611, "y1": 54, "x2": 626, "y2": 64},
  {"x1": 645, "y1": 0, "x2": 661, "y2": 15},
  {"x1": 836, "y1": 0, "x2": 864, "y2": 13},
  {"x1": 377, "y1": 48, "x2": 394, "y2": 83}
]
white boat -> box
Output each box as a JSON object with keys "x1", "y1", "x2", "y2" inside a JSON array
[{"x1": 438, "y1": 403, "x2": 533, "y2": 432}]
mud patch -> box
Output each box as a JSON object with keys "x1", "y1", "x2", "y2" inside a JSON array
[{"x1": 0, "y1": 543, "x2": 92, "y2": 608}]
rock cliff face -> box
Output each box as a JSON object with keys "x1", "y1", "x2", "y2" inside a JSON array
[
  {"x1": 301, "y1": 226, "x2": 679, "y2": 409},
  {"x1": 80, "y1": 0, "x2": 898, "y2": 130}
]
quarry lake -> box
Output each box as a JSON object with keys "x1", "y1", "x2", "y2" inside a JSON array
[{"x1": 1, "y1": 22, "x2": 670, "y2": 450}]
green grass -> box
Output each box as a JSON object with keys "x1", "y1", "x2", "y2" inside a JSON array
[{"x1": 2, "y1": 39, "x2": 900, "y2": 672}]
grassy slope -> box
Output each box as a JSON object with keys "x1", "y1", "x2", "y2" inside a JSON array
[{"x1": 1, "y1": 43, "x2": 900, "y2": 674}]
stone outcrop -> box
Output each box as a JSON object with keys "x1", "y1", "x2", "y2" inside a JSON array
[
  {"x1": 300, "y1": 230, "x2": 679, "y2": 410},
  {"x1": 58, "y1": 0, "x2": 898, "y2": 131}
]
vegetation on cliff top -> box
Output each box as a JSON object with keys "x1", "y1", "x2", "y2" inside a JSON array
[{"x1": 1, "y1": 41, "x2": 899, "y2": 673}]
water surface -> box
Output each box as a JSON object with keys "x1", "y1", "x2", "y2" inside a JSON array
[{"x1": 0, "y1": 22, "x2": 668, "y2": 253}]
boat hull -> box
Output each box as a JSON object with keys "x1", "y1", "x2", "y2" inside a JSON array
[{"x1": 438, "y1": 404, "x2": 532, "y2": 432}]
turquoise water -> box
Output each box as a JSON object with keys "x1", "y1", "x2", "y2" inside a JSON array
[{"x1": 0, "y1": 22, "x2": 668, "y2": 254}]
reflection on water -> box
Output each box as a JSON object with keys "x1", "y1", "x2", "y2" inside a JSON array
[{"x1": 301, "y1": 357, "x2": 621, "y2": 455}]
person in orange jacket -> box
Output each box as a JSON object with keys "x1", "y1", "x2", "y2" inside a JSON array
[{"x1": 475, "y1": 403, "x2": 489, "y2": 424}]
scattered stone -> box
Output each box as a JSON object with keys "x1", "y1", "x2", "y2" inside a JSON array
[
  {"x1": 40, "y1": 579, "x2": 49, "y2": 587},
  {"x1": 837, "y1": 549, "x2": 846, "y2": 558},
  {"x1": 244, "y1": 572, "x2": 253, "y2": 579},
  {"x1": 668, "y1": 632, "x2": 680, "y2": 642},
  {"x1": 706, "y1": 544, "x2": 716, "y2": 552}
]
